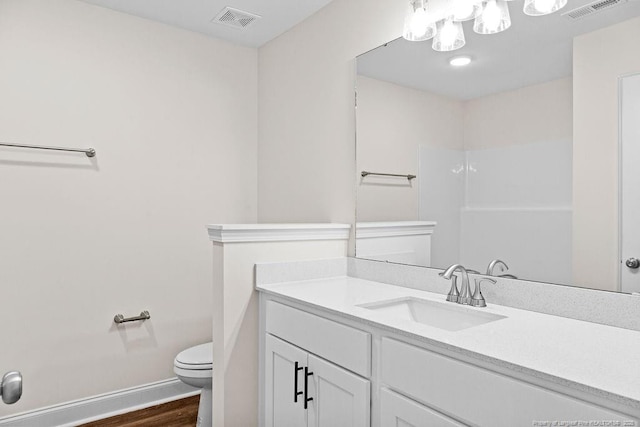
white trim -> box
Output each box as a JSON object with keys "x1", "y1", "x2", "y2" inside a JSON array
[
  {"x1": 618, "y1": 73, "x2": 624, "y2": 292},
  {"x1": 207, "y1": 223, "x2": 351, "y2": 243},
  {"x1": 356, "y1": 221, "x2": 436, "y2": 239},
  {"x1": 355, "y1": 250, "x2": 416, "y2": 262},
  {"x1": 617, "y1": 72, "x2": 640, "y2": 293},
  {"x1": 0, "y1": 378, "x2": 199, "y2": 427}
]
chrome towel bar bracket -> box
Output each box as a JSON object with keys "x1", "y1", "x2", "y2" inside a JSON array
[{"x1": 114, "y1": 311, "x2": 150, "y2": 324}]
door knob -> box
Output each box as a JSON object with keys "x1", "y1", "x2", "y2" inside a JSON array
[
  {"x1": 1, "y1": 371, "x2": 22, "y2": 404},
  {"x1": 626, "y1": 258, "x2": 640, "y2": 269}
]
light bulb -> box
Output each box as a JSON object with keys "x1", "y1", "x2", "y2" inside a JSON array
[
  {"x1": 453, "y1": 1, "x2": 480, "y2": 21},
  {"x1": 482, "y1": 0, "x2": 501, "y2": 32},
  {"x1": 402, "y1": 0, "x2": 436, "y2": 41},
  {"x1": 410, "y1": 8, "x2": 430, "y2": 37},
  {"x1": 533, "y1": 0, "x2": 555, "y2": 13},
  {"x1": 523, "y1": 0, "x2": 567, "y2": 15},
  {"x1": 474, "y1": 0, "x2": 511, "y2": 34},
  {"x1": 432, "y1": 18, "x2": 465, "y2": 52},
  {"x1": 440, "y1": 20, "x2": 458, "y2": 46}
]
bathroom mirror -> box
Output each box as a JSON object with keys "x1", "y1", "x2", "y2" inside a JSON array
[{"x1": 355, "y1": 0, "x2": 640, "y2": 293}]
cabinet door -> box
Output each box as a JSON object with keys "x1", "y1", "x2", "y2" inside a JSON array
[
  {"x1": 307, "y1": 354, "x2": 370, "y2": 427},
  {"x1": 382, "y1": 338, "x2": 633, "y2": 426},
  {"x1": 265, "y1": 334, "x2": 308, "y2": 427},
  {"x1": 380, "y1": 388, "x2": 464, "y2": 427}
]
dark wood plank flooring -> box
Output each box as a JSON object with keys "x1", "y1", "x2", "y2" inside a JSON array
[{"x1": 78, "y1": 395, "x2": 199, "y2": 427}]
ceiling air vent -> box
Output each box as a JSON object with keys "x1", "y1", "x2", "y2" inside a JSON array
[
  {"x1": 212, "y1": 7, "x2": 261, "y2": 29},
  {"x1": 562, "y1": 0, "x2": 628, "y2": 21}
]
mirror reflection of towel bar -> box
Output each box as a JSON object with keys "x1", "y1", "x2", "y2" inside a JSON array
[
  {"x1": 113, "y1": 311, "x2": 150, "y2": 324},
  {"x1": 361, "y1": 171, "x2": 416, "y2": 181},
  {"x1": 0, "y1": 141, "x2": 96, "y2": 157}
]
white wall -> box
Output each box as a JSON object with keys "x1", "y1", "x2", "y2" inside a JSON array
[
  {"x1": 356, "y1": 76, "x2": 464, "y2": 222},
  {"x1": 464, "y1": 77, "x2": 573, "y2": 150},
  {"x1": 573, "y1": 16, "x2": 640, "y2": 291},
  {"x1": 0, "y1": 0, "x2": 257, "y2": 415},
  {"x1": 258, "y1": 0, "x2": 405, "y2": 227}
]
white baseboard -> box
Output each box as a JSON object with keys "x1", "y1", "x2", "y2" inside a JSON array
[{"x1": 0, "y1": 378, "x2": 200, "y2": 427}]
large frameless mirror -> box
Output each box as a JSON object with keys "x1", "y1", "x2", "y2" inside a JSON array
[{"x1": 355, "y1": 0, "x2": 640, "y2": 293}]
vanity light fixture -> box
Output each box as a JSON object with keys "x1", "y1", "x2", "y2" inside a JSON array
[
  {"x1": 402, "y1": 0, "x2": 567, "y2": 52},
  {"x1": 433, "y1": 17, "x2": 466, "y2": 52},
  {"x1": 403, "y1": 0, "x2": 437, "y2": 41},
  {"x1": 452, "y1": 0, "x2": 483, "y2": 21},
  {"x1": 523, "y1": 0, "x2": 568, "y2": 16},
  {"x1": 449, "y1": 55, "x2": 472, "y2": 66},
  {"x1": 474, "y1": 0, "x2": 511, "y2": 34}
]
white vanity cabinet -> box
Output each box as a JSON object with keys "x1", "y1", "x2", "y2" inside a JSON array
[
  {"x1": 380, "y1": 388, "x2": 464, "y2": 427},
  {"x1": 265, "y1": 335, "x2": 307, "y2": 427},
  {"x1": 381, "y1": 337, "x2": 632, "y2": 426},
  {"x1": 260, "y1": 295, "x2": 639, "y2": 427},
  {"x1": 263, "y1": 301, "x2": 371, "y2": 427}
]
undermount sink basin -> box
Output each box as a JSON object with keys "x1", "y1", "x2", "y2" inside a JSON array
[{"x1": 357, "y1": 297, "x2": 506, "y2": 332}]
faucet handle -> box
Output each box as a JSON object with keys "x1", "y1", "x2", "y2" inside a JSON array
[
  {"x1": 471, "y1": 277, "x2": 496, "y2": 308},
  {"x1": 445, "y1": 276, "x2": 460, "y2": 303},
  {"x1": 487, "y1": 259, "x2": 509, "y2": 276}
]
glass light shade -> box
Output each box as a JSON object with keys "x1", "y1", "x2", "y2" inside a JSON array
[
  {"x1": 451, "y1": 0, "x2": 482, "y2": 22},
  {"x1": 523, "y1": 0, "x2": 567, "y2": 15},
  {"x1": 474, "y1": 0, "x2": 511, "y2": 34},
  {"x1": 403, "y1": 0, "x2": 436, "y2": 41},
  {"x1": 432, "y1": 18, "x2": 466, "y2": 52}
]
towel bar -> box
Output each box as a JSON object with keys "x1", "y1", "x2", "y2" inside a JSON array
[{"x1": 114, "y1": 311, "x2": 150, "y2": 324}]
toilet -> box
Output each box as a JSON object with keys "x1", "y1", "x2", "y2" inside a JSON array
[{"x1": 174, "y1": 342, "x2": 213, "y2": 427}]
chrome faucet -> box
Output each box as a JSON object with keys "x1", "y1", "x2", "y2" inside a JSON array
[
  {"x1": 486, "y1": 259, "x2": 509, "y2": 276},
  {"x1": 471, "y1": 277, "x2": 496, "y2": 307},
  {"x1": 440, "y1": 264, "x2": 472, "y2": 305}
]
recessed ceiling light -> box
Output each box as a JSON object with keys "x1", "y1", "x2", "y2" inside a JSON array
[{"x1": 449, "y1": 56, "x2": 472, "y2": 67}]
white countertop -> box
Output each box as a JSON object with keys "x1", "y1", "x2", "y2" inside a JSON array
[{"x1": 257, "y1": 276, "x2": 640, "y2": 408}]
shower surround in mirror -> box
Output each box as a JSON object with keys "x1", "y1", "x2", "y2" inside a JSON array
[
  {"x1": 357, "y1": 75, "x2": 572, "y2": 285},
  {"x1": 355, "y1": 7, "x2": 640, "y2": 293},
  {"x1": 422, "y1": 140, "x2": 572, "y2": 286}
]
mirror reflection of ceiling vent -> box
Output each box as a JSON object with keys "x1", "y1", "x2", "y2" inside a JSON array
[
  {"x1": 212, "y1": 7, "x2": 261, "y2": 29},
  {"x1": 562, "y1": 0, "x2": 628, "y2": 20}
]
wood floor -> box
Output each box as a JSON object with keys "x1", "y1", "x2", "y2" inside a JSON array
[{"x1": 78, "y1": 395, "x2": 199, "y2": 427}]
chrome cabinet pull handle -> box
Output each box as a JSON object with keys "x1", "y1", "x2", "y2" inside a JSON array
[{"x1": 293, "y1": 362, "x2": 303, "y2": 403}]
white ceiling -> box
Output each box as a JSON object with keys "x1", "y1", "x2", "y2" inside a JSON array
[
  {"x1": 357, "y1": 0, "x2": 640, "y2": 100},
  {"x1": 80, "y1": 0, "x2": 334, "y2": 47}
]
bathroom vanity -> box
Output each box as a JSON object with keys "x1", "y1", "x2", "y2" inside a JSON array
[{"x1": 257, "y1": 261, "x2": 640, "y2": 427}]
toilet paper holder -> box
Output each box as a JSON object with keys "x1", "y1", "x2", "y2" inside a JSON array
[{"x1": 114, "y1": 311, "x2": 151, "y2": 324}]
